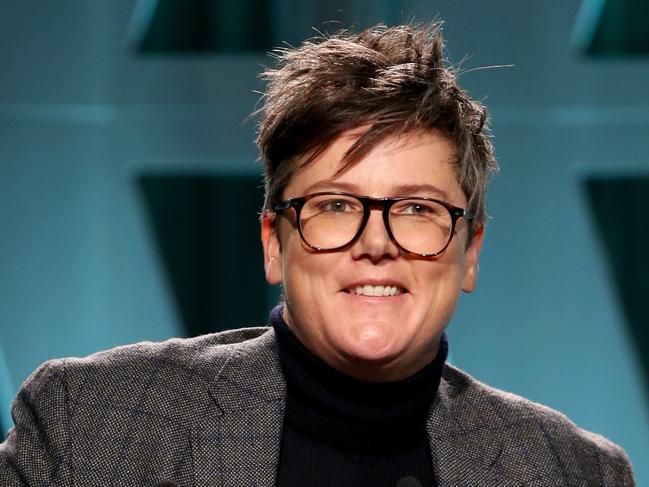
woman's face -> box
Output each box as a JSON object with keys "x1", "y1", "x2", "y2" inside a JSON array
[{"x1": 261, "y1": 129, "x2": 483, "y2": 382}]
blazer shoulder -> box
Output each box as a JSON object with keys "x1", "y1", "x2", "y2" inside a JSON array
[
  {"x1": 441, "y1": 364, "x2": 635, "y2": 483},
  {"x1": 61, "y1": 325, "x2": 271, "y2": 371},
  {"x1": 21, "y1": 327, "x2": 274, "y2": 417},
  {"x1": 3, "y1": 328, "x2": 273, "y2": 486}
]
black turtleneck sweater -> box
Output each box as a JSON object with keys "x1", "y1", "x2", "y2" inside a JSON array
[{"x1": 270, "y1": 306, "x2": 447, "y2": 487}]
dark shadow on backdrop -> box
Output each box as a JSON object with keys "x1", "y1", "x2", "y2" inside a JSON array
[
  {"x1": 130, "y1": 0, "x2": 271, "y2": 53},
  {"x1": 129, "y1": 0, "x2": 400, "y2": 54},
  {"x1": 137, "y1": 174, "x2": 270, "y2": 337},
  {"x1": 584, "y1": 176, "x2": 649, "y2": 405},
  {"x1": 575, "y1": 0, "x2": 649, "y2": 56}
]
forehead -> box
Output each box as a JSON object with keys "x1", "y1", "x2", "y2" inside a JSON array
[{"x1": 285, "y1": 129, "x2": 464, "y2": 203}]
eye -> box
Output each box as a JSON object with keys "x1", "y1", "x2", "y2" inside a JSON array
[
  {"x1": 317, "y1": 198, "x2": 358, "y2": 213},
  {"x1": 405, "y1": 204, "x2": 427, "y2": 214},
  {"x1": 392, "y1": 200, "x2": 447, "y2": 219},
  {"x1": 401, "y1": 202, "x2": 436, "y2": 215},
  {"x1": 324, "y1": 200, "x2": 347, "y2": 212}
]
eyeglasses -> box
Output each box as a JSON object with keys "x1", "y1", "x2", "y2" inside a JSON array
[{"x1": 273, "y1": 191, "x2": 473, "y2": 257}]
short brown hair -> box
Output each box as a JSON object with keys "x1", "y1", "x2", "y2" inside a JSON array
[{"x1": 256, "y1": 22, "x2": 498, "y2": 226}]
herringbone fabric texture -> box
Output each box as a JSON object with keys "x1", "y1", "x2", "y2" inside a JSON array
[{"x1": 0, "y1": 328, "x2": 635, "y2": 486}]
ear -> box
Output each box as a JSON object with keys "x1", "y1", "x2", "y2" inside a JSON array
[
  {"x1": 461, "y1": 225, "x2": 484, "y2": 293},
  {"x1": 261, "y1": 212, "x2": 283, "y2": 285}
]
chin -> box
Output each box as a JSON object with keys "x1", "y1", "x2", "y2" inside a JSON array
[{"x1": 337, "y1": 323, "x2": 404, "y2": 363}]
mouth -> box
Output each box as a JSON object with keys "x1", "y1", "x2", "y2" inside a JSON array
[{"x1": 344, "y1": 283, "x2": 407, "y2": 297}]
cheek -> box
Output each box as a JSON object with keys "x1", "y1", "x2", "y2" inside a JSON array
[
  {"x1": 282, "y1": 254, "x2": 340, "y2": 337},
  {"x1": 416, "y1": 255, "x2": 466, "y2": 312},
  {"x1": 282, "y1": 247, "x2": 336, "y2": 298}
]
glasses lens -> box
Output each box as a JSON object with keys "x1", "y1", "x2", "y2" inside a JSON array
[
  {"x1": 300, "y1": 194, "x2": 363, "y2": 249},
  {"x1": 390, "y1": 199, "x2": 452, "y2": 255}
]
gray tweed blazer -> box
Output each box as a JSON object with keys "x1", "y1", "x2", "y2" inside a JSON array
[{"x1": 0, "y1": 327, "x2": 635, "y2": 486}]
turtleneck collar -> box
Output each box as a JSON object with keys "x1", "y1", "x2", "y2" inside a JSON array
[{"x1": 270, "y1": 305, "x2": 448, "y2": 453}]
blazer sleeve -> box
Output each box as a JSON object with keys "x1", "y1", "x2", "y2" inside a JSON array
[{"x1": 0, "y1": 360, "x2": 73, "y2": 486}]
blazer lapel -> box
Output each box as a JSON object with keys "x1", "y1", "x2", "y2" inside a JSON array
[
  {"x1": 428, "y1": 365, "x2": 511, "y2": 487},
  {"x1": 428, "y1": 365, "x2": 551, "y2": 487},
  {"x1": 192, "y1": 329, "x2": 286, "y2": 487}
]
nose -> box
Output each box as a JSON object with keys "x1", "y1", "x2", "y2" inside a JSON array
[{"x1": 350, "y1": 208, "x2": 400, "y2": 262}]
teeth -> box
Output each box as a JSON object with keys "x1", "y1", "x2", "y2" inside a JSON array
[{"x1": 351, "y1": 285, "x2": 401, "y2": 297}]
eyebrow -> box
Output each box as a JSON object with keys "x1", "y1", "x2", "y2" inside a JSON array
[{"x1": 301, "y1": 179, "x2": 451, "y2": 199}]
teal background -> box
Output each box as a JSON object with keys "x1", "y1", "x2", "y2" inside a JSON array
[{"x1": 1, "y1": 0, "x2": 648, "y2": 482}]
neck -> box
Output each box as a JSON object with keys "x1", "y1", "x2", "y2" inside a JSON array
[{"x1": 270, "y1": 304, "x2": 449, "y2": 452}]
